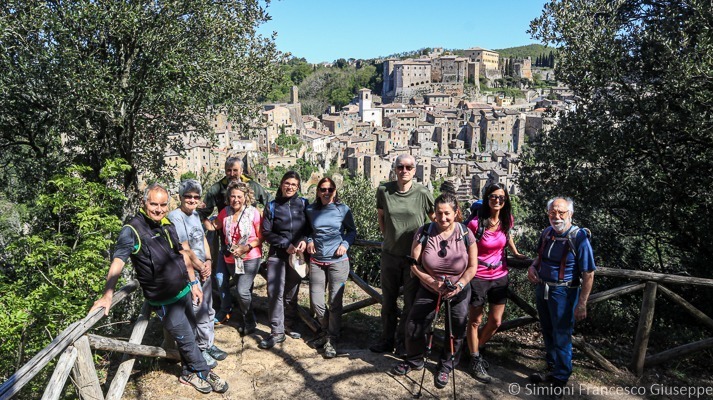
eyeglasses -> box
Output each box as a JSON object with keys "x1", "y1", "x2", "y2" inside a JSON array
[
  {"x1": 438, "y1": 240, "x2": 448, "y2": 258},
  {"x1": 183, "y1": 194, "x2": 201, "y2": 200},
  {"x1": 548, "y1": 210, "x2": 569, "y2": 218},
  {"x1": 319, "y1": 187, "x2": 335, "y2": 193},
  {"x1": 489, "y1": 194, "x2": 506, "y2": 203},
  {"x1": 396, "y1": 165, "x2": 415, "y2": 171},
  {"x1": 282, "y1": 182, "x2": 299, "y2": 188}
]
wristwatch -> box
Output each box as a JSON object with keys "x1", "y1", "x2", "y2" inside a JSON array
[
  {"x1": 456, "y1": 281, "x2": 465, "y2": 290},
  {"x1": 247, "y1": 243, "x2": 253, "y2": 251}
]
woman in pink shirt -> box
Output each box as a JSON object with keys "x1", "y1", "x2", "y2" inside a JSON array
[
  {"x1": 213, "y1": 181, "x2": 262, "y2": 334},
  {"x1": 466, "y1": 183, "x2": 525, "y2": 383}
]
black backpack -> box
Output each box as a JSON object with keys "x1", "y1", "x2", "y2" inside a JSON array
[{"x1": 417, "y1": 222, "x2": 472, "y2": 248}]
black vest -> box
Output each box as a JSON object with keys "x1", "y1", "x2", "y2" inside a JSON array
[{"x1": 126, "y1": 213, "x2": 188, "y2": 302}]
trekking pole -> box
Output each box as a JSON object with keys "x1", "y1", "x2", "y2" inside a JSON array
[
  {"x1": 446, "y1": 298, "x2": 457, "y2": 400},
  {"x1": 414, "y1": 288, "x2": 443, "y2": 399}
]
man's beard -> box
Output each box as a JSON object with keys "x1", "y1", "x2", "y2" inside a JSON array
[{"x1": 551, "y1": 218, "x2": 570, "y2": 233}]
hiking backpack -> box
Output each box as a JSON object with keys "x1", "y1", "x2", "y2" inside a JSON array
[
  {"x1": 536, "y1": 225, "x2": 592, "y2": 281},
  {"x1": 417, "y1": 222, "x2": 472, "y2": 248}
]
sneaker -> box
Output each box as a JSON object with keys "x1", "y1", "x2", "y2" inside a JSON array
[
  {"x1": 324, "y1": 340, "x2": 337, "y2": 359},
  {"x1": 201, "y1": 350, "x2": 218, "y2": 369},
  {"x1": 259, "y1": 333, "x2": 286, "y2": 349},
  {"x1": 434, "y1": 369, "x2": 449, "y2": 389},
  {"x1": 179, "y1": 373, "x2": 212, "y2": 394},
  {"x1": 470, "y1": 355, "x2": 491, "y2": 383},
  {"x1": 391, "y1": 362, "x2": 423, "y2": 376},
  {"x1": 207, "y1": 344, "x2": 228, "y2": 361},
  {"x1": 204, "y1": 371, "x2": 229, "y2": 393},
  {"x1": 369, "y1": 341, "x2": 394, "y2": 354},
  {"x1": 214, "y1": 311, "x2": 230, "y2": 325}
]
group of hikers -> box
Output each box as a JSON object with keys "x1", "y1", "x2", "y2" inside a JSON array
[{"x1": 90, "y1": 154, "x2": 596, "y2": 398}]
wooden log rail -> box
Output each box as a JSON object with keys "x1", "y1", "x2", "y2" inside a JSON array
[
  {"x1": 5, "y1": 242, "x2": 713, "y2": 399},
  {"x1": 0, "y1": 280, "x2": 140, "y2": 400}
]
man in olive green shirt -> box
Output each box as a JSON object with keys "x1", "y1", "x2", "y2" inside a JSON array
[{"x1": 371, "y1": 154, "x2": 434, "y2": 354}]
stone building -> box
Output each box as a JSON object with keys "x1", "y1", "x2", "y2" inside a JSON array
[
  {"x1": 358, "y1": 88, "x2": 382, "y2": 127},
  {"x1": 464, "y1": 47, "x2": 499, "y2": 74}
]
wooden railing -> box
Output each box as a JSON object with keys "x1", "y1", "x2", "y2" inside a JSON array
[{"x1": 3, "y1": 240, "x2": 713, "y2": 399}]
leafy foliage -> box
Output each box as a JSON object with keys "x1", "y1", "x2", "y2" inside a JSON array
[
  {"x1": 0, "y1": 160, "x2": 129, "y2": 392},
  {"x1": 493, "y1": 43, "x2": 550, "y2": 59},
  {"x1": 340, "y1": 176, "x2": 382, "y2": 284},
  {"x1": 298, "y1": 64, "x2": 381, "y2": 115},
  {"x1": 523, "y1": 0, "x2": 713, "y2": 279},
  {"x1": 0, "y1": 0, "x2": 281, "y2": 202}
]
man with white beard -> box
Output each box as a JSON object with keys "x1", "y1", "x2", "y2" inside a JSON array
[{"x1": 527, "y1": 197, "x2": 595, "y2": 397}]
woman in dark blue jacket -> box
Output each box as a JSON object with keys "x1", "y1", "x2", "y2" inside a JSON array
[{"x1": 259, "y1": 171, "x2": 310, "y2": 350}]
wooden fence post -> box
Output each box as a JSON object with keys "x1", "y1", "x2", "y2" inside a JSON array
[
  {"x1": 631, "y1": 281, "x2": 657, "y2": 375},
  {"x1": 105, "y1": 302, "x2": 151, "y2": 400},
  {"x1": 40, "y1": 346, "x2": 78, "y2": 400},
  {"x1": 71, "y1": 335, "x2": 104, "y2": 400}
]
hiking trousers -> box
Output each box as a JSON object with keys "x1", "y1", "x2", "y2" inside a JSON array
[
  {"x1": 404, "y1": 283, "x2": 470, "y2": 373},
  {"x1": 154, "y1": 292, "x2": 209, "y2": 375},
  {"x1": 266, "y1": 255, "x2": 301, "y2": 334},
  {"x1": 379, "y1": 251, "x2": 419, "y2": 347},
  {"x1": 191, "y1": 277, "x2": 215, "y2": 350},
  {"x1": 309, "y1": 259, "x2": 350, "y2": 340}
]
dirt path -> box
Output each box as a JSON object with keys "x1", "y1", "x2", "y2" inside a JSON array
[{"x1": 118, "y1": 279, "x2": 650, "y2": 399}]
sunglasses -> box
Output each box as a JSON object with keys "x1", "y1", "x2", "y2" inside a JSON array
[
  {"x1": 319, "y1": 187, "x2": 335, "y2": 193},
  {"x1": 396, "y1": 165, "x2": 415, "y2": 171},
  {"x1": 438, "y1": 240, "x2": 448, "y2": 258},
  {"x1": 489, "y1": 194, "x2": 506, "y2": 203},
  {"x1": 183, "y1": 194, "x2": 201, "y2": 200}
]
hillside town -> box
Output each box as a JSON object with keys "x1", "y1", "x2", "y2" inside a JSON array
[{"x1": 165, "y1": 46, "x2": 573, "y2": 200}]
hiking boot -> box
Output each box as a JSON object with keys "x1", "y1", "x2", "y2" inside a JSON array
[
  {"x1": 324, "y1": 339, "x2": 337, "y2": 359},
  {"x1": 311, "y1": 332, "x2": 328, "y2": 348},
  {"x1": 369, "y1": 340, "x2": 394, "y2": 354},
  {"x1": 201, "y1": 350, "x2": 218, "y2": 369},
  {"x1": 527, "y1": 372, "x2": 554, "y2": 384},
  {"x1": 206, "y1": 344, "x2": 228, "y2": 361},
  {"x1": 214, "y1": 311, "x2": 230, "y2": 325},
  {"x1": 259, "y1": 333, "x2": 286, "y2": 349},
  {"x1": 470, "y1": 354, "x2": 491, "y2": 383},
  {"x1": 204, "y1": 371, "x2": 229, "y2": 393},
  {"x1": 179, "y1": 372, "x2": 212, "y2": 394},
  {"x1": 548, "y1": 378, "x2": 567, "y2": 400},
  {"x1": 391, "y1": 362, "x2": 423, "y2": 376},
  {"x1": 285, "y1": 327, "x2": 302, "y2": 339},
  {"x1": 434, "y1": 369, "x2": 449, "y2": 389}
]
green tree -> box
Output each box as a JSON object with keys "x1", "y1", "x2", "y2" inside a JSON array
[
  {"x1": 523, "y1": 0, "x2": 713, "y2": 279},
  {"x1": 0, "y1": 159, "x2": 129, "y2": 394},
  {"x1": 0, "y1": 0, "x2": 281, "y2": 203},
  {"x1": 339, "y1": 176, "x2": 381, "y2": 283}
]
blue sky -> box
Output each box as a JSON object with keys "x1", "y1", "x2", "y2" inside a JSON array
[{"x1": 259, "y1": 0, "x2": 549, "y2": 63}]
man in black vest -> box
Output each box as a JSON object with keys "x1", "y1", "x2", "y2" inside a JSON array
[{"x1": 91, "y1": 184, "x2": 229, "y2": 394}]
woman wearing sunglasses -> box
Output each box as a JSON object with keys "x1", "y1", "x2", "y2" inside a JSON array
[
  {"x1": 304, "y1": 177, "x2": 357, "y2": 359},
  {"x1": 392, "y1": 192, "x2": 477, "y2": 390},
  {"x1": 466, "y1": 182, "x2": 526, "y2": 383}
]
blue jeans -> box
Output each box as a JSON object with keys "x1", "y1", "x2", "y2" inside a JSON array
[
  {"x1": 234, "y1": 258, "x2": 260, "y2": 330},
  {"x1": 215, "y1": 256, "x2": 234, "y2": 314},
  {"x1": 535, "y1": 283, "x2": 580, "y2": 382}
]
